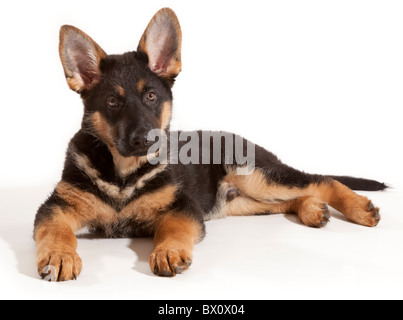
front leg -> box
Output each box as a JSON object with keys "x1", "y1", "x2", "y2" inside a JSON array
[
  {"x1": 34, "y1": 207, "x2": 82, "y2": 282},
  {"x1": 150, "y1": 213, "x2": 205, "y2": 277},
  {"x1": 34, "y1": 181, "x2": 103, "y2": 281}
]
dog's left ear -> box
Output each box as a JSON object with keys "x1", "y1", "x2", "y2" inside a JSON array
[{"x1": 137, "y1": 8, "x2": 182, "y2": 81}]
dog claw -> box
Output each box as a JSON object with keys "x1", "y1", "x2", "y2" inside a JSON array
[
  {"x1": 372, "y1": 208, "x2": 380, "y2": 220},
  {"x1": 368, "y1": 202, "x2": 375, "y2": 211}
]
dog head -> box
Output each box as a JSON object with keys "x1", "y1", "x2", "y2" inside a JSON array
[{"x1": 59, "y1": 8, "x2": 181, "y2": 157}]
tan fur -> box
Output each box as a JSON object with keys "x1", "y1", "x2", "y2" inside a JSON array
[
  {"x1": 137, "y1": 79, "x2": 147, "y2": 93},
  {"x1": 73, "y1": 151, "x2": 167, "y2": 200},
  {"x1": 119, "y1": 184, "x2": 178, "y2": 221},
  {"x1": 35, "y1": 207, "x2": 83, "y2": 281},
  {"x1": 225, "y1": 197, "x2": 286, "y2": 217},
  {"x1": 223, "y1": 169, "x2": 310, "y2": 202},
  {"x1": 90, "y1": 112, "x2": 114, "y2": 147},
  {"x1": 66, "y1": 77, "x2": 86, "y2": 93},
  {"x1": 110, "y1": 147, "x2": 149, "y2": 178},
  {"x1": 115, "y1": 85, "x2": 125, "y2": 97},
  {"x1": 160, "y1": 101, "x2": 172, "y2": 130},
  {"x1": 55, "y1": 181, "x2": 115, "y2": 224},
  {"x1": 150, "y1": 213, "x2": 202, "y2": 276},
  {"x1": 73, "y1": 153, "x2": 136, "y2": 201},
  {"x1": 320, "y1": 180, "x2": 380, "y2": 227}
]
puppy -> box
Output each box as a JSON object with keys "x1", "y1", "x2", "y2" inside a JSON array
[{"x1": 34, "y1": 8, "x2": 386, "y2": 281}]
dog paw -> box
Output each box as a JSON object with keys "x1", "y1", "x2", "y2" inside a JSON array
[
  {"x1": 340, "y1": 193, "x2": 381, "y2": 227},
  {"x1": 298, "y1": 198, "x2": 331, "y2": 228},
  {"x1": 37, "y1": 250, "x2": 82, "y2": 282},
  {"x1": 149, "y1": 247, "x2": 192, "y2": 277},
  {"x1": 351, "y1": 201, "x2": 381, "y2": 227}
]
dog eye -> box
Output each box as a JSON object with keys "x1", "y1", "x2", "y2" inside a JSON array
[
  {"x1": 146, "y1": 92, "x2": 157, "y2": 102},
  {"x1": 107, "y1": 97, "x2": 119, "y2": 108}
]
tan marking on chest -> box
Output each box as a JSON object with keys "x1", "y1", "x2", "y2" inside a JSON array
[
  {"x1": 55, "y1": 181, "x2": 178, "y2": 232},
  {"x1": 110, "y1": 146, "x2": 149, "y2": 178},
  {"x1": 73, "y1": 151, "x2": 167, "y2": 201},
  {"x1": 55, "y1": 181, "x2": 116, "y2": 226},
  {"x1": 119, "y1": 184, "x2": 178, "y2": 221}
]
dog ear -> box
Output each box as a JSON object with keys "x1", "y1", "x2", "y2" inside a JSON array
[
  {"x1": 59, "y1": 25, "x2": 106, "y2": 93},
  {"x1": 137, "y1": 8, "x2": 182, "y2": 80}
]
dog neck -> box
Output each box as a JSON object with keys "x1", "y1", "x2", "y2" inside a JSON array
[{"x1": 108, "y1": 146, "x2": 149, "y2": 178}]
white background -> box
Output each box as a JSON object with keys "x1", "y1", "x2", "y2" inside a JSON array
[{"x1": 0, "y1": 0, "x2": 402, "y2": 300}]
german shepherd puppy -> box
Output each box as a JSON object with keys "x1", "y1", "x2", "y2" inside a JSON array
[{"x1": 34, "y1": 8, "x2": 387, "y2": 281}]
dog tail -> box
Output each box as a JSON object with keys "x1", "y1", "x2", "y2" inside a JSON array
[{"x1": 328, "y1": 175, "x2": 389, "y2": 191}]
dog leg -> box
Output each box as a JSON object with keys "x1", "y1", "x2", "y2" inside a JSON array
[
  {"x1": 149, "y1": 213, "x2": 205, "y2": 277},
  {"x1": 34, "y1": 181, "x2": 114, "y2": 281},
  {"x1": 34, "y1": 208, "x2": 82, "y2": 282},
  {"x1": 223, "y1": 191, "x2": 331, "y2": 228},
  {"x1": 316, "y1": 179, "x2": 381, "y2": 227}
]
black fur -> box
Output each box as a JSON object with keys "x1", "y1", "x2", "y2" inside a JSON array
[{"x1": 328, "y1": 176, "x2": 388, "y2": 191}]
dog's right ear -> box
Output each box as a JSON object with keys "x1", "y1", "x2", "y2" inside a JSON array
[{"x1": 59, "y1": 25, "x2": 106, "y2": 93}]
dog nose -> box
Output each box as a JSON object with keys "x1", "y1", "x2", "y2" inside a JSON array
[{"x1": 129, "y1": 130, "x2": 153, "y2": 149}]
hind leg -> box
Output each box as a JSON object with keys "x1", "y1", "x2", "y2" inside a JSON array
[
  {"x1": 220, "y1": 173, "x2": 331, "y2": 227},
  {"x1": 222, "y1": 166, "x2": 380, "y2": 227},
  {"x1": 321, "y1": 180, "x2": 381, "y2": 227},
  {"x1": 223, "y1": 189, "x2": 331, "y2": 228}
]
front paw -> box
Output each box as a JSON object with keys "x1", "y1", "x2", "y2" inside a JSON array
[
  {"x1": 37, "y1": 249, "x2": 82, "y2": 282},
  {"x1": 149, "y1": 247, "x2": 192, "y2": 277}
]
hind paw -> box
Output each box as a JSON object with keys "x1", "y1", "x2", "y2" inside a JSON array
[
  {"x1": 342, "y1": 195, "x2": 381, "y2": 227},
  {"x1": 297, "y1": 197, "x2": 331, "y2": 228},
  {"x1": 352, "y1": 201, "x2": 381, "y2": 227}
]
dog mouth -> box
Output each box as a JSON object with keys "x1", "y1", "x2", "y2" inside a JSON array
[{"x1": 116, "y1": 144, "x2": 152, "y2": 158}]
